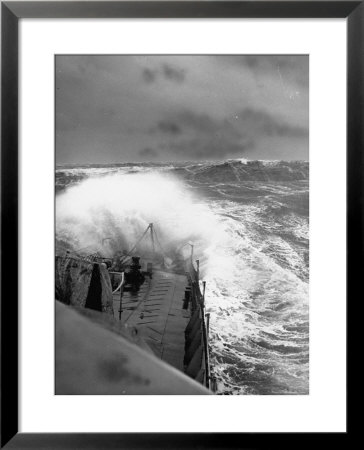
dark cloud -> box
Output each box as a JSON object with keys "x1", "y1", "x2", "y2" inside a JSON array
[
  {"x1": 177, "y1": 111, "x2": 216, "y2": 133},
  {"x1": 56, "y1": 55, "x2": 308, "y2": 164},
  {"x1": 162, "y1": 64, "x2": 186, "y2": 83},
  {"x1": 154, "y1": 107, "x2": 307, "y2": 160},
  {"x1": 163, "y1": 137, "x2": 254, "y2": 159},
  {"x1": 142, "y1": 68, "x2": 157, "y2": 83},
  {"x1": 164, "y1": 108, "x2": 307, "y2": 141},
  {"x1": 172, "y1": 111, "x2": 241, "y2": 140},
  {"x1": 157, "y1": 121, "x2": 182, "y2": 135},
  {"x1": 240, "y1": 55, "x2": 261, "y2": 70},
  {"x1": 142, "y1": 64, "x2": 186, "y2": 85},
  {"x1": 157, "y1": 110, "x2": 250, "y2": 159},
  {"x1": 138, "y1": 147, "x2": 159, "y2": 159},
  {"x1": 236, "y1": 108, "x2": 308, "y2": 138}
]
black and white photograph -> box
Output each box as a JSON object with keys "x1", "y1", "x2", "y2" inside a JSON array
[{"x1": 55, "y1": 55, "x2": 309, "y2": 395}]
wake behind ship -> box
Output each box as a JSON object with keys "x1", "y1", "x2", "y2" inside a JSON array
[{"x1": 55, "y1": 222, "x2": 214, "y2": 394}]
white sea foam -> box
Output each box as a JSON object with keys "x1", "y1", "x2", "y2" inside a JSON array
[{"x1": 56, "y1": 165, "x2": 309, "y2": 395}]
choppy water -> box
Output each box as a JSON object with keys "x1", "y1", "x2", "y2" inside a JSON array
[{"x1": 56, "y1": 159, "x2": 309, "y2": 395}]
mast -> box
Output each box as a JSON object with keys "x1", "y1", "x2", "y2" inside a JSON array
[{"x1": 149, "y1": 223, "x2": 156, "y2": 257}]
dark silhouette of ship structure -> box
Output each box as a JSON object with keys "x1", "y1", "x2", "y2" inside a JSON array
[{"x1": 55, "y1": 223, "x2": 215, "y2": 394}]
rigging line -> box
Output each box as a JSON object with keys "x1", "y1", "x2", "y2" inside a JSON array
[
  {"x1": 112, "y1": 272, "x2": 125, "y2": 294},
  {"x1": 153, "y1": 228, "x2": 166, "y2": 257},
  {"x1": 120, "y1": 224, "x2": 151, "y2": 262},
  {"x1": 73, "y1": 243, "x2": 95, "y2": 253},
  {"x1": 128, "y1": 225, "x2": 150, "y2": 253}
]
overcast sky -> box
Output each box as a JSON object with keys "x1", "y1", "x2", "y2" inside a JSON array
[{"x1": 56, "y1": 55, "x2": 308, "y2": 165}]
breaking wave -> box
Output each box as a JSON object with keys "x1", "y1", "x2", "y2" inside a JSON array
[{"x1": 56, "y1": 171, "x2": 224, "y2": 264}]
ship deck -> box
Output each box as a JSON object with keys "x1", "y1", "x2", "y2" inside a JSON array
[{"x1": 112, "y1": 270, "x2": 191, "y2": 371}]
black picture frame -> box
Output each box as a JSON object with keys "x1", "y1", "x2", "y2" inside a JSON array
[{"x1": 1, "y1": 1, "x2": 359, "y2": 448}]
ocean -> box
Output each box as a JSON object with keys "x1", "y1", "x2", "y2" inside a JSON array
[{"x1": 56, "y1": 159, "x2": 309, "y2": 395}]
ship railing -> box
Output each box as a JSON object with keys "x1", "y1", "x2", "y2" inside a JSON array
[
  {"x1": 56, "y1": 253, "x2": 113, "y2": 266},
  {"x1": 111, "y1": 271, "x2": 125, "y2": 294},
  {"x1": 185, "y1": 257, "x2": 216, "y2": 392},
  {"x1": 110, "y1": 271, "x2": 125, "y2": 321}
]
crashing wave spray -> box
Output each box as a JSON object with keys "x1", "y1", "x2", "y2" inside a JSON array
[{"x1": 56, "y1": 171, "x2": 225, "y2": 264}]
